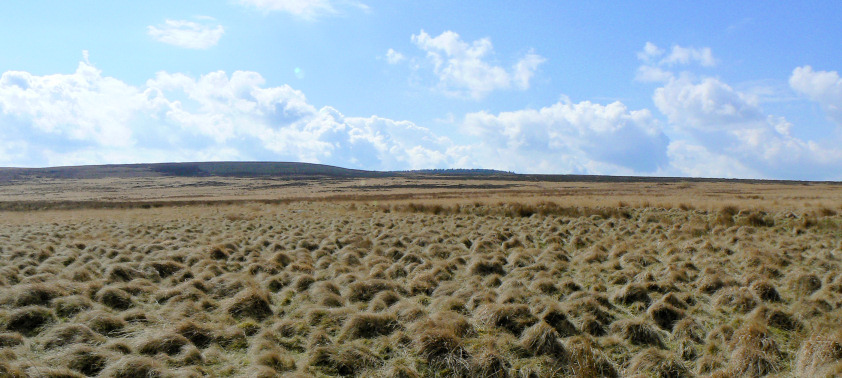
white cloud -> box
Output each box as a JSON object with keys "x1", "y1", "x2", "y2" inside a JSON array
[
  {"x1": 637, "y1": 42, "x2": 716, "y2": 67},
  {"x1": 385, "y1": 48, "x2": 405, "y2": 64},
  {"x1": 666, "y1": 140, "x2": 757, "y2": 179},
  {"x1": 634, "y1": 43, "x2": 842, "y2": 179},
  {"x1": 408, "y1": 30, "x2": 545, "y2": 99},
  {"x1": 0, "y1": 59, "x2": 462, "y2": 170},
  {"x1": 461, "y1": 99, "x2": 669, "y2": 173},
  {"x1": 652, "y1": 74, "x2": 842, "y2": 179},
  {"x1": 789, "y1": 66, "x2": 842, "y2": 126},
  {"x1": 147, "y1": 19, "x2": 224, "y2": 49},
  {"x1": 662, "y1": 45, "x2": 716, "y2": 67},
  {"x1": 654, "y1": 76, "x2": 762, "y2": 130},
  {"x1": 635, "y1": 65, "x2": 674, "y2": 83},
  {"x1": 238, "y1": 0, "x2": 368, "y2": 19},
  {"x1": 0, "y1": 63, "x2": 146, "y2": 147},
  {"x1": 636, "y1": 42, "x2": 664, "y2": 62},
  {"x1": 513, "y1": 51, "x2": 546, "y2": 90}
]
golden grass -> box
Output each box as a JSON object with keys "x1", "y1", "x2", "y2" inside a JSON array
[{"x1": 0, "y1": 186, "x2": 841, "y2": 376}]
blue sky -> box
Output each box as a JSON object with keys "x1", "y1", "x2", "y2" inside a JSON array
[{"x1": 1, "y1": 1, "x2": 841, "y2": 179}]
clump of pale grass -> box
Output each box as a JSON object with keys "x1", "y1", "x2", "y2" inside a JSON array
[
  {"x1": 647, "y1": 300, "x2": 685, "y2": 331},
  {"x1": 224, "y1": 287, "x2": 273, "y2": 320},
  {"x1": 520, "y1": 321, "x2": 567, "y2": 359},
  {"x1": 53, "y1": 295, "x2": 94, "y2": 318},
  {"x1": 415, "y1": 326, "x2": 471, "y2": 375},
  {"x1": 726, "y1": 320, "x2": 782, "y2": 377},
  {"x1": 795, "y1": 328, "x2": 842, "y2": 377},
  {"x1": 59, "y1": 344, "x2": 110, "y2": 376},
  {"x1": 0, "y1": 332, "x2": 24, "y2": 348},
  {"x1": 612, "y1": 283, "x2": 651, "y2": 306},
  {"x1": 625, "y1": 347, "x2": 691, "y2": 378},
  {"x1": 137, "y1": 331, "x2": 191, "y2": 356},
  {"x1": 0, "y1": 361, "x2": 26, "y2": 378},
  {"x1": 99, "y1": 355, "x2": 167, "y2": 378},
  {"x1": 175, "y1": 320, "x2": 215, "y2": 348},
  {"x1": 4, "y1": 305, "x2": 54, "y2": 336},
  {"x1": 345, "y1": 279, "x2": 402, "y2": 302},
  {"x1": 1, "y1": 283, "x2": 67, "y2": 307},
  {"x1": 475, "y1": 304, "x2": 537, "y2": 336},
  {"x1": 565, "y1": 335, "x2": 618, "y2": 378},
  {"x1": 255, "y1": 349, "x2": 296, "y2": 373},
  {"x1": 96, "y1": 287, "x2": 134, "y2": 310},
  {"x1": 82, "y1": 310, "x2": 127, "y2": 337},
  {"x1": 749, "y1": 279, "x2": 782, "y2": 302},
  {"x1": 713, "y1": 287, "x2": 759, "y2": 314},
  {"x1": 609, "y1": 318, "x2": 664, "y2": 348},
  {"x1": 40, "y1": 323, "x2": 104, "y2": 349},
  {"x1": 339, "y1": 312, "x2": 399, "y2": 340},
  {"x1": 470, "y1": 344, "x2": 511, "y2": 378},
  {"x1": 309, "y1": 341, "x2": 383, "y2": 376}
]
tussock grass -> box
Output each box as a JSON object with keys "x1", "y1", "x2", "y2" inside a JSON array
[
  {"x1": 339, "y1": 312, "x2": 400, "y2": 340},
  {"x1": 609, "y1": 318, "x2": 665, "y2": 348},
  {"x1": 626, "y1": 347, "x2": 691, "y2": 377},
  {"x1": 795, "y1": 329, "x2": 842, "y2": 376},
  {"x1": 60, "y1": 344, "x2": 109, "y2": 376},
  {"x1": 5, "y1": 306, "x2": 55, "y2": 336},
  {"x1": 136, "y1": 332, "x2": 190, "y2": 356},
  {"x1": 40, "y1": 323, "x2": 104, "y2": 349},
  {"x1": 1, "y1": 199, "x2": 840, "y2": 375},
  {"x1": 224, "y1": 287, "x2": 273, "y2": 320},
  {"x1": 99, "y1": 356, "x2": 166, "y2": 378}
]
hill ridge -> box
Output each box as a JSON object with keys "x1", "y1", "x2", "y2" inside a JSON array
[{"x1": 0, "y1": 161, "x2": 838, "y2": 184}]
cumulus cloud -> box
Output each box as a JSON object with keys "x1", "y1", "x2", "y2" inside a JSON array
[
  {"x1": 653, "y1": 74, "x2": 842, "y2": 179},
  {"x1": 407, "y1": 30, "x2": 545, "y2": 99},
  {"x1": 631, "y1": 42, "x2": 842, "y2": 179},
  {"x1": 654, "y1": 76, "x2": 762, "y2": 130},
  {"x1": 0, "y1": 63, "x2": 146, "y2": 147},
  {"x1": 147, "y1": 19, "x2": 225, "y2": 49},
  {"x1": 385, "y1": 49, "x2": 405, "y2": 64},
  {"x1": 0, "y1": 59, "x2": 461, "y2": 169},
  {"x1": 666, "y1": 140, "x2": 758, "y2": 179},
  {"x1": 238, "y1": 0, "x2": 368, "y2": 19},
  {"x1": 789, "y1": 66, "x2": 842, "y2": 126},
  {"x1": 461, "y1": 99, "x2": 669, "y2": 173}
]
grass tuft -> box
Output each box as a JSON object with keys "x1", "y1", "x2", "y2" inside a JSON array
[
  {"x1": 4, "y1": 305, "x2": 55, "y2": 336},
  {"x1": 99, "y1": 356, "x2": 166, "y2": 378},
  {"x1": 520, "y1": 321, "x2": 567, "y2": 359},
  {"x1": 626, "y1": 347, "x2": 691, "y2": 377},
  {"x1": 339, "y1": 312, "x2": 400, "y2": 340},
  {"x1": 225, "y1": 287, "x2": 273, "y2": 320}
]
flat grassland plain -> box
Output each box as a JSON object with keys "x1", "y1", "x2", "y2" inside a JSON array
[{"x1": 1, "y1": 163, "x2": 841, "y2": 377}]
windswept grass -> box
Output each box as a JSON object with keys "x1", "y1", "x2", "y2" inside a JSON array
[{"x1": 0, "y1": 194, "x2": 840, "y2": 376}]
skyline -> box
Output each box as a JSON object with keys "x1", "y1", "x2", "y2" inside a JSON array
[{"x1": 1, "y1": 1, "x2": 841, "y2": 179}]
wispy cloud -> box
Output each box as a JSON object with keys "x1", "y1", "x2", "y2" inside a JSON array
[
  {"x1": 637, "y1": 42, "x2": 716, "y2": 67},
  {"x1": 238, "y1": 0, "x2": 368, "y2": 20},
  {"x1": 147, "y1": 19, "x2": 224, "y2": 49}
]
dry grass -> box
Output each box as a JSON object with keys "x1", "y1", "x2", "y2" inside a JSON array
[{"x1": 0, "y1": 185, "x2": 841, "y2": 376}]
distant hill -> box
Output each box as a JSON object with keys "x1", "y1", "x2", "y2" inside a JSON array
[
  {"x1": 0, "y1": 161, "x2": 836, "y2": 184},
  {"x1": 0, "y1": 162, "x2": 390, "y2": 182}
]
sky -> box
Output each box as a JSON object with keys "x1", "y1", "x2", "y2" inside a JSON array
[{"x1": 1, "y1": 1, "x2": 841, "y2": 180}]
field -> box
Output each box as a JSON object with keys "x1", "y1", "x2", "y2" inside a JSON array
[{"x1": 1, "y1": 165, "x2": 841, "y2": 377}]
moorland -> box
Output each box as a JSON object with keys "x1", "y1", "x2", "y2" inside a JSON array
[{"x1": 0, "y1": 162, "x2": 841, "y2": 377}]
